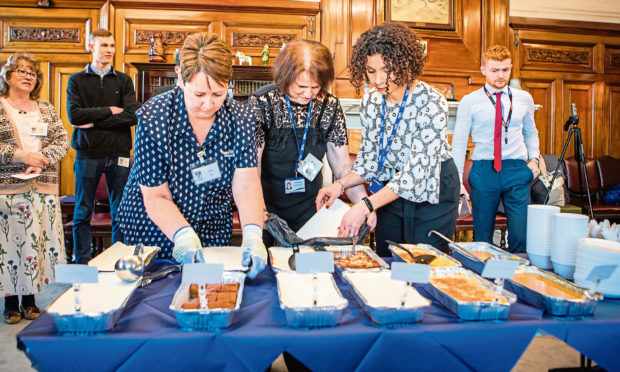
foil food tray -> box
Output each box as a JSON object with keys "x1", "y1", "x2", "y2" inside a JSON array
[
  {"x1": 47, "y1": 273, "x2": 139, "y2": 334},
  {"x1": 389, "y1": 243, "x2": 462, "y2": 267},
  {"x1": 425, "y1": 267, "x2": 516, "y2": 321},
  {"x1": 324, "y1": 245, "x2": 389, "y2": 279},
  {"x1": 343, "y1": 271, "x2": 430, "y2": 325},
  {"x1": 276, "y1": 272, "x2": 347, "y2": 328},
  {"x1": 449, "y1": 242, "x2": 529, "y2": 274},
  {"x1": 268, "y1": 246, "x2": 315, "y2": 272},
  {"x1": 504, "y1": 266, "x2": 602, "y2": 316},
  {"x1": 169, "y1": 271, "x2": 246, "y2": 331}
]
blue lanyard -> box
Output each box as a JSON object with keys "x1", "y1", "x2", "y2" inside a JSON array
[
  {"x1": 377, "y1": 85, "x2": 410, "y2": 173},
  {"x1": 285, "y1": 95, "x2": 313, "y2": 171}
]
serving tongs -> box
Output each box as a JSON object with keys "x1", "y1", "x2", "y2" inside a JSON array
[
  {"x1": 386, "y1": 240, "x2": 436, "y2": 265},
  {"x1": 288, "y1": 234, "x2": 363, "y2": 270},
  {"x1": 427, "y1": 230, "x2": 474, "y2": 259},
  {"x1": 139, "y1": 264, "x2": 181, "y2": 287}
]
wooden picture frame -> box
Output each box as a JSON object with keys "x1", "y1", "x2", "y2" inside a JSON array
[{"x1": 386, "y1": 0, "x2": 455, "y2": 31}]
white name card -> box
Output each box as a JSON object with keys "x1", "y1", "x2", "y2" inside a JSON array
[
  {"x1": 585, "y1": 265, "x2": 617, "y2": 282},
  {"x1": 391, "y1": 262, "x2": 430, "y2": 284},
  {"x1": 182, "y1": 263, "x2": 224, "y2": 284},
  {"x1": 55, "y1": 264, "x2": 99, "y2": 284},
  {"x1": 481, "y1": 259, "x2": 520, "y2": 279},
  {"x1": 295, "y1": 252, "x2": 334, "y2": 274}
]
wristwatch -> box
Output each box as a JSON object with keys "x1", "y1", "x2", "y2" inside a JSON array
[{"x1": 362, "y1": 196, "x2": 374, "y2": 213}]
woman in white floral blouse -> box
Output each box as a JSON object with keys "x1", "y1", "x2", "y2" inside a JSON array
[
  {"x1": 316, "y1": 23, "x2": 459, "y2": 256},
  {"x1": 0, "y1": 52, "x2": 69, "y2": 324}
]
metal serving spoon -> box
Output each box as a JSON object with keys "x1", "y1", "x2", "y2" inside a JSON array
[
  {"x1": 115, "y1": 243, "x2": 145, "y2": 282},
  {"x1": 386, "y1": 240, "x2": 436, "y2": 265}
]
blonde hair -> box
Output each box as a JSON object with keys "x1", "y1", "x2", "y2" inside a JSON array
[
  {"x1": 179, "y1": 32, "x2": 232, "y2": 87},
  {"x1": 483, "y1": 45, "x2": 512, "y2": 65},
  {"x1": 0, "y1": 52, "x2": 43, "y2": 100}
]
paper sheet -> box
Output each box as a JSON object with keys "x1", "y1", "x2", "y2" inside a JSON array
[
  {"x1": 296, "y1": 199, "x2": 350, "y2": 240},
  {"x1": 11, "y1": 173, "x2": 41, "y2": 180}
]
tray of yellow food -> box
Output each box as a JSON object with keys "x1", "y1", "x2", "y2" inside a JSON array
[
  {"x1": 343, "y1": 271, "x2": 431, "y2": 325},
  {"x1": 389, "y1": 243, "x2": 461, "y2": 267},
  {"x1": 504, "y1": 266, "x2": 602, "y2": 316},
  {"x1": 426, "y1": 267, "x2": 516, "y2": 320},
  {"x1": 169, "y1": 271, "x2": 245, "y2": 330},
  {"x1": 276, "y1": 272, "x2": 348, "y2": 328},
  {"x1": 449, "y1": 242, "x2": 529, "y2": 274}
]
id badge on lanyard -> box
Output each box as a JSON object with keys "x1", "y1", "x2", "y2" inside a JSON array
[
  {"x1": 370, "y1": 85, "x2": 410, "y2": 194},
  {"x1": 191, "y1": 150, "x2": 221, "y2": 185},
  {"x1": 285, "y1": 95, "x2": 320, "y2": 193}
]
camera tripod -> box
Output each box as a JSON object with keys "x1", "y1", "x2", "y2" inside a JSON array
[{"x1": 544, "y1": 104, "x2": 594, "y2": 219}]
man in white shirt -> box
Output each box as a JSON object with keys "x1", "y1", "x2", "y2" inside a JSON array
[{"x1": 452, "y1": 45, "x2": 540, "y2": 253}]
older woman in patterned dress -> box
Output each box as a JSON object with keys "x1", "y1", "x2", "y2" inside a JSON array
[
  {"x1": 0, "y1": 52, "x2": 69, "y2": 324},
  {"x1": 316, "y1": 23, "x2": 460, "y2": 256}
]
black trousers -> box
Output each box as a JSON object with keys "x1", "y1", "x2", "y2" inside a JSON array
[{"x1": 374, "y1": 159, "x2": 460, "y2": 256}]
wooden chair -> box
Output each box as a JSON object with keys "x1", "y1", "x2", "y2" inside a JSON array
[{"x1": 454, "y1": 159, "x2": 508, "y2": 249}]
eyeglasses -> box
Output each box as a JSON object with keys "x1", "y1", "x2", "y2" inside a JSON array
[{"x1": 15, "y1": 69, "x2": 37, "y2": 80}]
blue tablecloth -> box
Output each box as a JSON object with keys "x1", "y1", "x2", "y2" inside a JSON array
[{"x1": 17, "y1": 261, "x2": 620, "y2": 372}]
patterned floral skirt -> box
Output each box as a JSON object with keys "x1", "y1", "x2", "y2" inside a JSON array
[{"x1": 0, "y1": 190, "x2": 66, "y2": 297}]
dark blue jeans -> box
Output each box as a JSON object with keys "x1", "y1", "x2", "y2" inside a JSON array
[
  {"x1": 469, "y1": 159, "x2": 534, "y2": 253},
  {"x1": 73, "y1": 157, "x2": 130, "y2": 264}
]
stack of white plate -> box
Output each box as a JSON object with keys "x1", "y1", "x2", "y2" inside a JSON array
[
  {"x1": 574, "y1": 238, "x2": 620, "y2": 298},
  {"x1": 550, "y1": 213, "x2": 589, "y2": 279},
  {"x1": 526, "y1": 205, "x2": 561, "y2": 269}
]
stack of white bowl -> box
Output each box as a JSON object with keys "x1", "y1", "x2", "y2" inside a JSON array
[
  {"x1": 574, "y1": 238, "x2": 620, "y2": 298},
  {"x1": 526, "y1": 205, "x2": 561, "y2": 269},
  {"x1": 550, "y1": 213, "x2": 589, "y2": 279}
]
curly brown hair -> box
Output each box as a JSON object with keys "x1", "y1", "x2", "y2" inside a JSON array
[{"x1": 349, "y1": 23, "x2": 425, "y2": 94}]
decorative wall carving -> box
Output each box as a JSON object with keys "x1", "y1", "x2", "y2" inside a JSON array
[
  {"x1": 9, "y1": 27, "x2": 80, "y2": 43},
  {"x1": 232, "y1": 33, "x2": 296, "y2": 47},
  {"x1": 527, "y1": 48, "x2": 589, "y2": 65},
  {"x1": 135, "y1": 31, "x2": 191, "y2": 45},
  {"x1": 611, "y1": 52, "x2": 620, "y2": 67}
]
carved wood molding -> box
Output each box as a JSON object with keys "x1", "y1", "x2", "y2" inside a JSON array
[
  {"x1": 8, "y1": 26, "x2": 80, "y2": 43},
  {"x1": 232, "y1": 33, "x2": 296, "y2": 48},
  {"x1": 610, "y1": 52, "x2": 620, "y2": 67},
  {"x1": 526, "y1": 48, "x2": 589, "y2": 65},
  {"x1": 135, "y1": 30, "x2": 191, "y2": 45}
]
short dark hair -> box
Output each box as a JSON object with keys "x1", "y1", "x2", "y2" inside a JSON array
[
  {"x1": 272, "y1": 39, "x2": 334, "y2": 98},
  {"x1": 179, "y1": 32, "x2": 232, "y2": 87},
  {"x1": 89, "y1": 28, "x2": 113, "y2": 43},
  {"x1": 349, "y1": 23, "x2": 426, "y2": 94},
  {"x1": 0, "y1": 52, "x2": 43, "y2": 100}
]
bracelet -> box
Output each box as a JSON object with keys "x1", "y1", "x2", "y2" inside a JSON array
[
  {"x1": 335, "y1": 180, "x2": 345, "y2": 195},
  {"x1": 362, "y1": 197, "x2": 374, "y2": 213}
]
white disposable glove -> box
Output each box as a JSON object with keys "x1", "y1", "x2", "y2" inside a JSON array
[
  {"x1": 240, "y1": 224, "x2": 267, "y2": 279},
  {"x1": 172, "y1": 226, "x2": 202, "y2": 264}
]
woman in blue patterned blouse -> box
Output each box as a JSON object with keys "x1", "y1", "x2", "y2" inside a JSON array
[
  {"x1": 316, "y1": 23, "x2": 460, "y2": 256},
  {"x1": 118, "y1": 32, "x2": 267, "y2": 278}
]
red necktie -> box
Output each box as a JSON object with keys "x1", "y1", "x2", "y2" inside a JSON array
[{"x1": 493, "y1": 92, "x2": 503, "y2": 172}]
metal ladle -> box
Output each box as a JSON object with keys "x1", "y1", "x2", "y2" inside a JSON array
[{"x1": 115, "y1": 243, "x2": 145, "y2": 282}]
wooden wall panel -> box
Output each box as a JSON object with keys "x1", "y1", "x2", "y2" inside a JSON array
[
  {"x1": 560, "y1": 82, "x2": 594, "y2": 159},
  {"x1": 511, "y1": 18, "x2": 620, "y2": 161},
  {"x1": 603, "y1": 84, "x2": 620, "y2": 158},
  {"x1": 49, "y1": 63, "x2": 93, "y2": 196},
  {"x1": 0, "y1": 7, "x2": 99, "y2": 54},
  {"x1": 522, "y1": 80, "x2": 555, "y2": 155}
]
